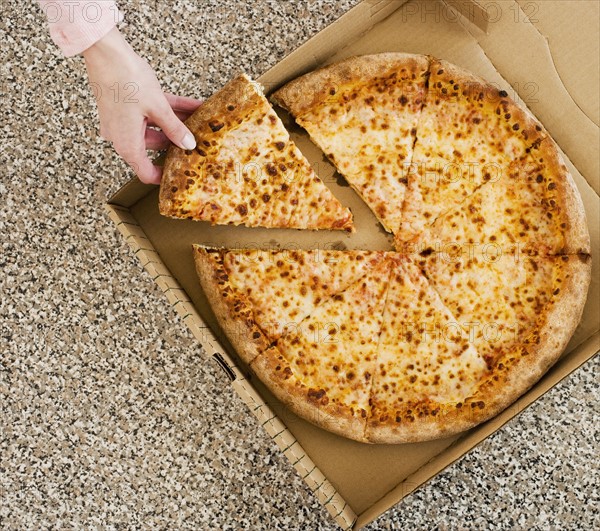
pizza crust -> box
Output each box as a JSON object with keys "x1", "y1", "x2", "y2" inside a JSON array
[
  {"x1": 271, "y1": 52, "x2": 430, "y2": 117},
  {"x1": 251, "y1": 347, "x2": 369, "y2": 442},
  {"x1": 533, "y1": 138, "x2": 591, "y2": 255},
  {"x1": 193, "y1": 245, "x2": 271, "y2": 365}
]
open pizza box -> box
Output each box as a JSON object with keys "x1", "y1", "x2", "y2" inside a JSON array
[{"x1": 107, "y1": 1, "x2": 599, "y2": 528}]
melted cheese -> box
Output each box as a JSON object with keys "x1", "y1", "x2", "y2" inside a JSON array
[
  {"x1": 409, "y1": 147, "x2": 566, "y2": 258},
  {"x1": 399, "y1": 63, "x2": 546, "y2": 242},
  {"x1": 370, "y1": 259, "x2": 487, "y2": 418},
  {"x1": 419, "y1": 252, "x2": 556, "y2": 365},
  {"x1": 273, "y1": 259, "x2": 392, "y2": 415},
  {"x1": 224, "y1": 249, "x2": 385, "y2": 341}
]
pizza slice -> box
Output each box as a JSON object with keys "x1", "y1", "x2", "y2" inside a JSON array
[
  {"x1": 160, "y1": 74, "x2": 353, "y2": 231},
  {"x1": 250, "y1": 257, "x2": 393, "y2": 441},
  {"x1": 413, "y1": 248, "x2": 591, "y2": 368},
  {"x1": 398, "y1": 58, "x2": 547, "y2": 242},
  {"x1": 366, "y1": 257, "x2": 487, "y2": 443},
  {"x1": 193, "y1": 245, "x2": 386, "y2": 363},
  {"x1": 401, "y1": 137, "x2": 590, "y2": 257},
  {"x1": 272, "y1": 53, "x2": 430, "y2": 233}
]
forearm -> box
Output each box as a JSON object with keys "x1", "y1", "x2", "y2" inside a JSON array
[{"x1": 37, "y1": 0, "x2": 123, "y2": 57}]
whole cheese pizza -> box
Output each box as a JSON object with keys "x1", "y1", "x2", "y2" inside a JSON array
[{"x1": 186, "y1": 54, "x2": 591, "y2": 444}]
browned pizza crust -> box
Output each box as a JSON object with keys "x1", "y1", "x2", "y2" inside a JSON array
[
  {"x1": 271, "y1": 52, "x2": 430, "y2": 117},
  {"x1": 429, "y1": 58, "x2": 547, "y2": 149},
  {"x1": 160, "y1": 74, "x2": 260, "y2": 218},
  {"x1": 193, "y1": 245, "x2": 271, "y2": 365},
  {"x1": 366, "y1": 254, "x2": 592, "y2": 444},
  {"x1": 251, "y1": 347, "x2": 368, "y2": 442},
  {"x1": 529, "y1": 137, "x2": 591, "y2": 255}
]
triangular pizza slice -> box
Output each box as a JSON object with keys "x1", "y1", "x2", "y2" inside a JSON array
[
  {"x1": 366, "y1": 257, "x2": 487, "y2": 443},
  {"x1": 398, "y1": 58, "x2": 547, "y2": 242},
  {"x1": 272, "y1": 53, "x2": 430, "y2": 233},
  {"x1": 160, "y1": 74, "x2": 353, "y2": 231},
  {"x1": 250, "y1": 257, "x2": 393, "y2": 441},
  {"x1": 413, "y1": 248, "x2": 590, "y2": 368},
  {"x1": 401, "y1": 137, "x2": 590, "y2": 257},
  {"x1": 193, "y1": 245, "x2": 386, "y2": 363}
]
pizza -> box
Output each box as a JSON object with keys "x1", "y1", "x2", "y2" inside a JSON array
[
  {"x1": 195, "y1": 246, "x2": 590, "y2": 443},
  {"x1": 159, "y1": 74, "x2": 353, "y2": 231},
  {"x1": 188, "y1": 54, "x2": 591, "y2": 444}
]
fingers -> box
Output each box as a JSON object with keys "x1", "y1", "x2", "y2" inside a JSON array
[
  {"x1": 145, "y1": 128, "x2": 169, "y2": 150},
  {"x1": 149, "y1": 101, "x2": 197, "y2": 151},
  {"x1": 103, "y1": 92, "x2": 201, "y2": 183},
  {"x1": 147, "y1": 110, "x2": 193, "y2": 127},
  {"x1": 125, "y1": 154, "x2": 162, "y2": 184},
  {"x1": 164, "y1": 92, "x2": 203, "y2": 113},
  {"x1": 113, "y1": 133, "x2": 162, "y2": 185}
]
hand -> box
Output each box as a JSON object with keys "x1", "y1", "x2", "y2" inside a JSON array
[{"x1": 83, "y1": 27, "x2": 202, "y2": 184}]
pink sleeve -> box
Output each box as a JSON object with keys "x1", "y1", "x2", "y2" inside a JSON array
[{"x1": 37, "y1": 1, "x2": 124, "y2": 57}]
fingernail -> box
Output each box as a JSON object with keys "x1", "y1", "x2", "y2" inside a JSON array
[{"x1": 181, "y1": 132, "x2": 196, "y2": 150}]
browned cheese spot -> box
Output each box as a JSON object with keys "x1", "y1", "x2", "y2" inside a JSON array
[{"x1": 209, "y1": 120, "x2": 224, "y2": 132}]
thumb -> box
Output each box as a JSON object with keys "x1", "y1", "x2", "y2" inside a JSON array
[{"x1": 151, "y1": 102, "x2": 196, "y2": 151}]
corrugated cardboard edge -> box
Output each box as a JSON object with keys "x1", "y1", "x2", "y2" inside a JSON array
[
  {"x1": 233, "y1": 379, "x2": 357, "y2": 529},
  {"x1": 105, "y1": 203, "x2": 358, "y2": 530}
]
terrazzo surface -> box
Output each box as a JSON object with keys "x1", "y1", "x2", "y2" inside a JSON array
[{"x1": 1, "y1": 1, "x2": 599, "y2": 529}]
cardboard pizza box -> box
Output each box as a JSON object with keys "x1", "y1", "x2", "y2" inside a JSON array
[{"x1": 106, "y1": 1, "x2": 600, "y2": 528}]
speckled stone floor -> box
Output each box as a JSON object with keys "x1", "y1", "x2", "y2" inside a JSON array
[{"x1": 1, "y1": 1, "x2": 598, "y2": 529}]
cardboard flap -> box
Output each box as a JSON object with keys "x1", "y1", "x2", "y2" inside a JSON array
[
  {"x1": 462, "y1": 0, "x2": 599, "y2": 193},
  {"x1": 444, "y1": 0, "x2": 491, "y2": 32},
  {"x1": 258, "y1": 0, "x2": 408, "y2": 91},
  {"x1": 108, "y1": 178, "x2": 156, "y2": 209},
  {"x1": 517, "y1": 0, "x2": 599, "y2": 127}
]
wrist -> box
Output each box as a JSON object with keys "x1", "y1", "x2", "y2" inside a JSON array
[{"x1": 82, "y1": 27, "x2": 133, "y2": 65}]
